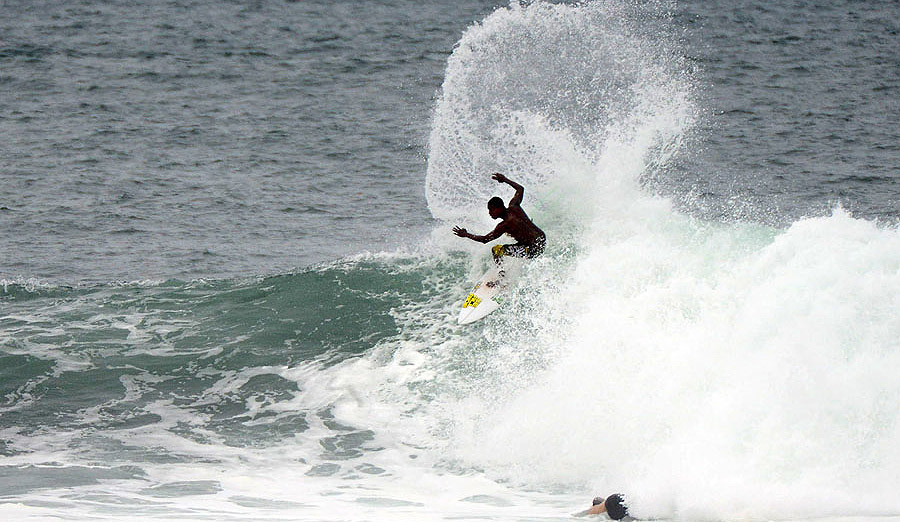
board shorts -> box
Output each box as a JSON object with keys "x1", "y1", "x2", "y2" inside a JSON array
[{"x1": 491, "y1": 235, "x2": 546, "y2": 259}]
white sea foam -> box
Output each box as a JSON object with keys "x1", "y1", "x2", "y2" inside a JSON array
[{"x1": 413, "y1": 1, "x2": 900, "y2": 520}]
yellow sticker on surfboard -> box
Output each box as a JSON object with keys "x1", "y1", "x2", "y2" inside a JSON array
[{"x1": 463, "y1": 293, "x2": 482, "y2": 308}]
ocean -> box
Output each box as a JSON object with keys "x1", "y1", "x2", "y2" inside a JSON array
[{"x1": 1, "y1": 0, "x2": 899, "y2": 521}]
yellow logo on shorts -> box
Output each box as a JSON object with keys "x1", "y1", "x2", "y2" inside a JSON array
[{"x1": 463, "y1": 293, "x2": 482, "y2": 308}]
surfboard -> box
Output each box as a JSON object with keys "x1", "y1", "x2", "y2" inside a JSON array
[{"x1": 457, "y1": 267, "x2": 506, "y2": 324}]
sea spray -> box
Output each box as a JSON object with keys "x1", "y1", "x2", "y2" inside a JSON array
[
  {"x1": 418, "y1": 1, "x2": 900, "y2": 520},
  {"x1": 425, "y1": 0, "x2": 695, "y2": 226}
]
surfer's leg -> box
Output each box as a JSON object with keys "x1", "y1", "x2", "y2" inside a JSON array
[
  {"x1": 491, "y1": 244, "x2": 508, "y2": 266},
  {"x1": 489, "y1": 244, "x2": 513, "y2": 281}
]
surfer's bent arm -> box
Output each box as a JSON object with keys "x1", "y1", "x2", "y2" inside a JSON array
[
  {"x1": 493, "y1": 173, "x2": 524, "y2": 207},
  {"x1": 453, "y1": 223, "x2": 506, "y2": 243}
]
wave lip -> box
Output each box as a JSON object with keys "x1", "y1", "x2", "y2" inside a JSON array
[
  {"x1": 421, "y1": 3, "x2": 900, "y2": 520},
  {"x1": 425, "y1": 0, "x2": 696, "y2": 227}
]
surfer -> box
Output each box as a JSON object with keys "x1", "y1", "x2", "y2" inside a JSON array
[
  {"x1": 452, "y1": 173, "x2": 546, "y2": 265},
  {"x1": 579, "y1": 494, "x2": 630, "y2": 519}
]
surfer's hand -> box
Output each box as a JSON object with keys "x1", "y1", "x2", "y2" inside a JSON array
[
  {"x1": 453, "y1": 226, "x2": 468, "y2": 238},
  {"x1": 492, "y1": 172, "x2": 507, "y2": 183}
]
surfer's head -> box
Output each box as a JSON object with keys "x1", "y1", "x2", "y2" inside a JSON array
[{"x1": 487, "y1": 196, "x2": 506, "y2": 219}]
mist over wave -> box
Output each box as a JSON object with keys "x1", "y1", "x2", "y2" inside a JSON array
[
  {"x1": 425, "y1": 0, "x2": 695, "y2": 228},
  {"x1": 417, "y1": 1, "x2": 900, "y2": 520}
]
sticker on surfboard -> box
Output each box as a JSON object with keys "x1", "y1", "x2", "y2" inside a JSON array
[{"x1": 457, "y1": 267, "x2": 506, "y2": 324}]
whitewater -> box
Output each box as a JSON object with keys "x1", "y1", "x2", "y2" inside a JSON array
[{"x1": 2, "y1": 1, "x2": 900, "y2": 521}]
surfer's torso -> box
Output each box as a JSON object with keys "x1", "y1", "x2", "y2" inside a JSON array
[{"x1": 500, "y1": 204, "x2": 545, "y2": 246}]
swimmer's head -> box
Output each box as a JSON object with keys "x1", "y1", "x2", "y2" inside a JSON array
[{"x1": 605, "y1": 494, "x2": 628, "y2": 520}]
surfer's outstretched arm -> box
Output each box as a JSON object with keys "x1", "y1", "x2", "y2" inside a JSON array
[
  {"x1": 492, "y1": 172, "x2": 524, "y2": 207},
  {"x1": 453, "y1": 222, "x2": 506, "y2": 243}
]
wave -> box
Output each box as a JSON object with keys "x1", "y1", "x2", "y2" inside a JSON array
[
  {"x1": 415, "y1": 1, "x2": 900, "y2": 520},
  {"x1": 3, "y1": 2, "x2": 900, "y2": 520}
]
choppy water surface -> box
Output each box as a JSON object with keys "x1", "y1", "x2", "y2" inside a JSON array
[{"x1": 2, "y1": 1, "x2": 899, "y2": 521}]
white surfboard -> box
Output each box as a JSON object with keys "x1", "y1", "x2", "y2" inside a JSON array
[{"x1": 457, "y1": 267, "x2": 507, "y2": 324}]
